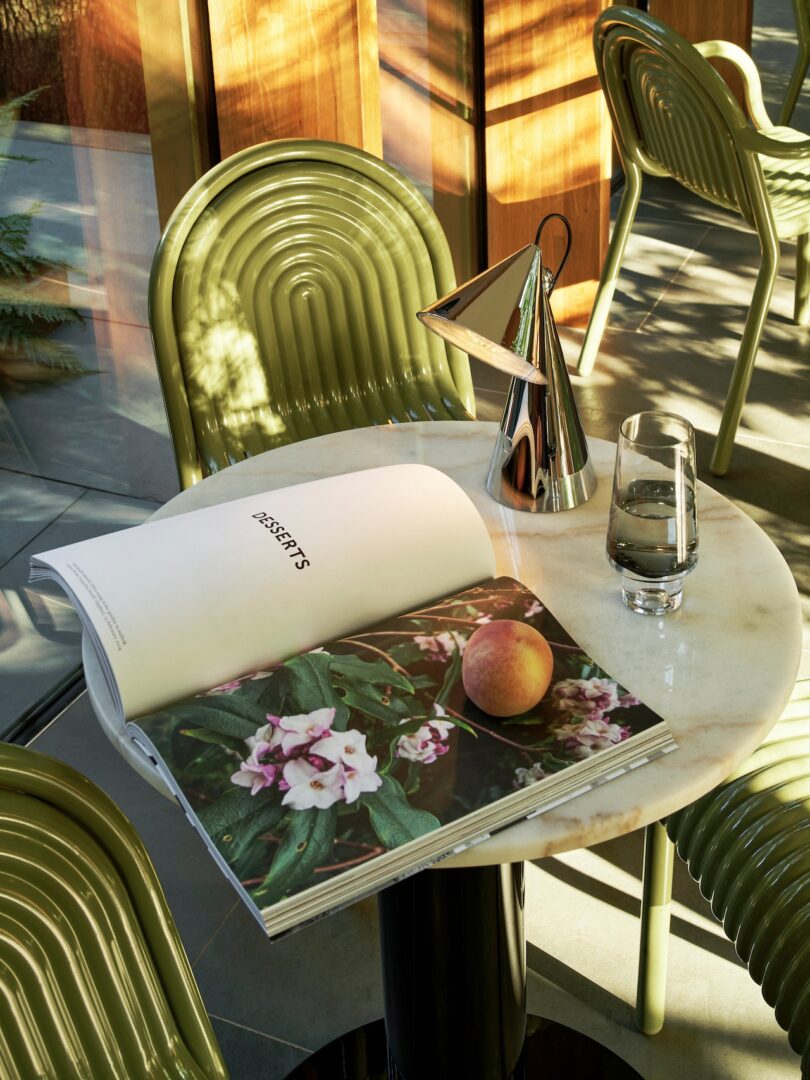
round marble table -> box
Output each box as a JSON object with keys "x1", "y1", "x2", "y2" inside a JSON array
[
  {"x1": 86, "y1": 420, "x2": 802, "y2": 1078},
  {"x1": 91, "y1": 420, "x2": 802, "y2": 860}
]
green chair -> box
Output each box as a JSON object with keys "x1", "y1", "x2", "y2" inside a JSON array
[
  {"x1": 0, "y1": 743, "x2": 227, "y2": 1078},
  {"x1": 780, "y1": 0, "x2": 810, "y2": 126},
  {"x1": 150, "y1": 139, "x2": 475, "y2": 490},
  {"x1": 579, "y1": 7, "x2": 810, "y2": 476},
  {"x1": 636, "y1": 680, "x2": 810, "y2": 1078}
]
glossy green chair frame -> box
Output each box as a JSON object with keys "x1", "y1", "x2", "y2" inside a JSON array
[
  {"x1": 579, "y1": 7, "x2": 810, "y2": 476},
  {"x1": 0, "y1": 743, "x2": 227, "y2": 1078},
  {"x1": 150, "y1": 139, "x2": 475, "y2": 490},
  {"x1": 636, "y1": 680, "x2": 810, "y2": 1078},
  {"x1": 780, "y1": 0, "x2": 810, "y2": 126}
]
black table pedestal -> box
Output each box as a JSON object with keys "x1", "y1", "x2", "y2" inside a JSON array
[{"x1": 285, "y1": 864, "x2": 643, "y2": 1080}]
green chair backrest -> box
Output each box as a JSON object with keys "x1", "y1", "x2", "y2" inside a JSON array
[
  {"x1": 0, "y1": 744, "x2": 227, "y2": 1079},
  {"x1": 150, "y1": 139, "x2": 475, "y2": 489},
  {"x1": 595, "y1": 7, "x2": 768, "y2": 223}
]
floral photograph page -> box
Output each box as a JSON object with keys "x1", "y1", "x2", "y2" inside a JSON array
[{"x1": 130, "y1": 577, "x2": 666, "y2": 930}]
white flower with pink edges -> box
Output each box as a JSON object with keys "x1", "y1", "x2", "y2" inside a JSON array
[
  {"x1": 552, "y1": 716, "x2": 631, "y2": 759},
  {"x1": 550, "y1": 677, "x2": 639, "y2": 724},
  {"x1": 414, "y1": 630, "x2": 468, "y2": 661},
  {"x1": 281, "y1": 759, "x2": 346, "y2": 810},
  {"x1": 229, "y1": 706, "x2": 381, "y2": 808},
  {"x1": 397, "y1": 704, "x2": 454, "y2": 764}
]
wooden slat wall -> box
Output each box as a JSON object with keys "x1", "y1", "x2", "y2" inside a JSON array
[
  {"x1": 648, "y1": 1, "x2": 753, "y2": 105},
  {"x1": 648, "y1": 2, "x2": 752, "y2": 49},
  {"x1": 483, "y1": 0, "x2": 612, "y2": 326},
  {"x1": 208, "y1": 0, "x2": 382, "y2": 159}
]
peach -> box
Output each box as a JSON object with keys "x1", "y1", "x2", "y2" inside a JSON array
[{"x1": 461, "y1": 620, "x2": 554, "y2": 718}]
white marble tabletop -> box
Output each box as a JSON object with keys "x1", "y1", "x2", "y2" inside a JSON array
[{"x1": 103, "y1": 421, "x2": 803, "y2": 865}]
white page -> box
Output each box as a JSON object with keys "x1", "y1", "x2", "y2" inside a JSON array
[{"x1": 31, "y1": 464, "x2": 495, "y2": 721}]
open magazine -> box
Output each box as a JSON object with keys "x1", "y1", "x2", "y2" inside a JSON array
[{"x1": 31, "y1": 464, "x2": 674, "y2": 938}]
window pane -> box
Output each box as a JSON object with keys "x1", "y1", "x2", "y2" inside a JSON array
[{"x1": 0, "y1": 0, "x2": 176, "y2": 735}]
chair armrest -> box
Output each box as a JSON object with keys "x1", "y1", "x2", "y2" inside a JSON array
[
  {"x1": 695, "y1": 39, "x2": 772, "y2": 129},
  {"x1": 737, "y1": 127, "x2": 810, "y2": 159}
]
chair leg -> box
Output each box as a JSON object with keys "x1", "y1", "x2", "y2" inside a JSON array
[
  {"x1": 636, "y1": 821, "x2": 675, "y2": 1036},
  {"x1": 777, "y1": 43, "x2": 810, "y2": 127},
  {"x1": 710, "y1": 231, "x2": 780, "y2": 476},
  {"x1": 795, "y1": 233, "x2": 809, "y2": 326},
  {"x1": 577, "y1": 161, "x2": 642, "y2": 377}
]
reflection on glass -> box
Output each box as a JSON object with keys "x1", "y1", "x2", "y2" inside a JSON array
[
  {"x1": 377, "y1": 0, "x2": 480, "y2": 281},
  {"x1": 0, "y1": 0, "x2": 174, "y2": 733}
]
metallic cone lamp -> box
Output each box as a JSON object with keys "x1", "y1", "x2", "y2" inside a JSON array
[{"x1": 418, "y1": 213, "x2": 596, "y2": 513}]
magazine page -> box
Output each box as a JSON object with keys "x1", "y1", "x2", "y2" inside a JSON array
[
  {"x1": 30, "y1": 464, "x2": 495, "y2": 722},
  {"x1": 127, "y1": 576, "x2": 673, "y2": 937}
]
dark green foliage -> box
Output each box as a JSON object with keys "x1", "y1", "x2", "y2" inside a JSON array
[{"x1": 0, "y1": 91, "x2": 86, "y2": 381}]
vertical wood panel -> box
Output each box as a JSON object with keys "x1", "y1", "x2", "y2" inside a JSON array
[
  {"x1": 648, "y1": 2, "x2": 752, "y2": 48},
  {"x1": 484, "y1": 0, "x2": 611, "y2": 326},
  {"x1": 649, "y1": 1, "x2": 753, "y2": 105},
  {"x1": 208, "y1": 0, "x2": 382, "y2": 159}
]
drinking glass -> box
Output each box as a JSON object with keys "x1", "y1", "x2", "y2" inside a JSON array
[{"x1": 606, "y1": 412, "x2": 698, "y2": 615}]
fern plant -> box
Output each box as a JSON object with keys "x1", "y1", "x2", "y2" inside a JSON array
[{"x1": 0, "y1": 90, "x2": 85, "y2": 381}]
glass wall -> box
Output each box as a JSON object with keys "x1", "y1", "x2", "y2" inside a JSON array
[
  {"x1": 0, "y1": 0, "x2": 176, "y2": 736},
  {"x1": 377, "y1": 0, "x2": 481, "y2": 281},
  {"x1": 0, "y1": 0, "x2": 485, "y2": 736}
]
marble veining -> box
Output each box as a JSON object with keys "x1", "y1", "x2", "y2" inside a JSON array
[{"x1": 103, "y1": 422, "x2": 803, "y2": 865}]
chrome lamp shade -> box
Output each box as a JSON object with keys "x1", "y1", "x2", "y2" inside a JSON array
[{"x1": 417, "y1": 214, "x2": 596, "y2": 513}]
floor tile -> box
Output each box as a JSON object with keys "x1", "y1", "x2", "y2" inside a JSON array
[
  {"x1": 193, "y1": 895, "x2": 383, "y2": 1052},
  {"x1": 0, "y1": 490, "x2": 158, "y2": 732},
  {"x1": 0, "y1": 469, "x2": 82, "y2": 567},
  {"x1": 0, "y1": 319, "x2": 178, "y2": 503},
  {"x1": 209, "y1": 1016, "x2": 308, "y2": 1080},
  {"x1": 524, "y1": 832, "x2": 802, "y2": 1080},
  {"x1": 597, "y1": 217, "x2": 713, "y2": 334},
  {"x1": 32, "y1": 691, "x2": 240, "y2": 962}
]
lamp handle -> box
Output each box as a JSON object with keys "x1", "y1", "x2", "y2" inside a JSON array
[{"x1": 534, "y1": 213, "x2": 571, "y2": 293}]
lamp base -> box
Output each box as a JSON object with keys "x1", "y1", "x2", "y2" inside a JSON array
[{"x1": 486, "y1": 426, "x2": 598, "y2": 513}]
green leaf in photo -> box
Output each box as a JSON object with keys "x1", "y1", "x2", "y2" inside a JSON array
[
  {"x1": 196, "y1": 786, "x2": 265, "y2": 836},
  {"x1": 502, "y1": 713, "x2": 552, "y2": 728},
  {"x1": 403, "y1": 761, "x2": 422, "y2": 796},
  {"x1": 409, "y1": 673, "x2": 438, "y2": 690},
  {"x1": 360, "y1": 775, "x2": 439, "y2": 848},
  {"x1": 389, "y1": 642, "x2": 426, "y2": 667},
  {"x1": 170, "y1": 719, "x2": 223, "y2": 773},
  {"x1": 180, "y1": 727, "x2": 245, "y2": 753},
  {"x1": 253, "y1": 805, "x2": 339, "y2": 906},
  {"x1": 168, "y1": 701, "x2": 262, "y2": 740},
  {"x1": 331, "y1": 654, "x2": 413, "y2": 693},
  {"x1": 223, "y1": 802, "x2": 285, "y2": 875},
  {"x1": 435, "y1": 646, "x2": 462, "y2": 706},
  {"x1": 285, "y1": 651, "x2": 340, "y2": 711},
  {"x1": 231, "y1": 677, "x2": 273, "y2": 704},
  {"x1": 444, "y1": 712, "x2": 476, "y2": 737},
  {"x1": 257, "y1": 667, "x2": 290, "y2": 715},
  {"x1": 381, "y1": 717, "x2": 429, "y2": 773},
  {"x1": 334, "y1": 684, "x2": 407, "y2": 725}
]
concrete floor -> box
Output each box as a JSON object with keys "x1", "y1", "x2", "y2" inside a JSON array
[{"x1": 7, "y1": 0, "x2": 810, "y2": 1075}]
